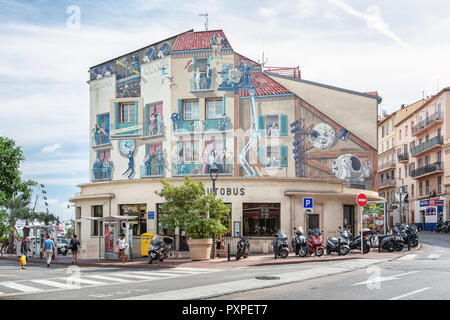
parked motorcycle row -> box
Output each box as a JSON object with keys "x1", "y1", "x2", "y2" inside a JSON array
[
  {"x1": 436, "y1": 221, "x2": 450, "y2": 233},
  {"x1": 147, "y1": 223, "x2": 419, "y2": 264}
]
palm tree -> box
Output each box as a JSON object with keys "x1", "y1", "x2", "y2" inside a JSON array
[
  {"x1": 4, "y1": 194, "x2": 30, "y2": 253},
  {"x1": 35, "y1": 212, "x2": 59, "y2": 226}
]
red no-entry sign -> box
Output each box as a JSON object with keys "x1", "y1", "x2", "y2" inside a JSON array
[{"x1": 356, "y1": 193, "x2": 368, "y2": 207}]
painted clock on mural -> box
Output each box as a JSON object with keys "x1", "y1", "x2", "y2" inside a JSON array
[{"x1": 119, "y1": 139, "x2": 136, "y2": 156}]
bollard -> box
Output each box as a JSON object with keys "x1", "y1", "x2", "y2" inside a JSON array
[
  {"x1": 408, "y1": 239, "x2": 411, "y2": 251},
  {"x1": 338, "y1": 239, "x2": 341, "y2": 256},
  {"x1": 227, "y1": 243, "x2": 230, "y2": 261}
]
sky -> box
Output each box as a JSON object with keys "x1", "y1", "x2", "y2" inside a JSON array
[{"x1": 1, "y1": 0, "x2": 450, "y2": 221}]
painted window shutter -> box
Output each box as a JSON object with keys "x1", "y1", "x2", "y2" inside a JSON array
[
  {"x1": 145, "y1": 104, "x2": 149, "y2": 136},
  {"x1": 178, "y1": 99, "x2": 183, "y2": 119},
  {"x1": 280, "y1": 145, "x2": 288, "y2": 167},
  {"x1": 134, "y1": 101, "x2": 139, "y2": 124},
  {"x1": 280, "y1": 114, "x2": 288, "y2": 136},
  {"x1": 258, "y1": 115, "x2": 265, "y2": 136},
  {"x1": 193, "y1": 57, "x2": 197, "y2": 72},
  {"x1": 258, "y1": 146, "x2": 266, "y2": 166},
  {"x1": 96, "y1": 150, "x2": 100, "y2": 160},
  {"x1": 145, "y1": 144, "x2": 149, "y2": 155},
  {"x1": 222, "y1": 96, "x2": 226, "y2": 115},
  {"x1": 114, "y1": 102, "x2": 119, "y2": 126},
  {"x1": 177, "y1": 141, "x2": 183, "y2": 159}
]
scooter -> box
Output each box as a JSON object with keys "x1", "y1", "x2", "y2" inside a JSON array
[
  {"x1": 291, "y1": 227, "x2": 307, "y2": 257},
  {"x1": 148, "y1": 235, "x2": 173, "y2": 264},
  {"x1": 273, "y1": 230, "x2": 289, "y2": 259},
  {"x1": 236, "y1": 236, "x2": 250, "y2": 261},
  {"x1": 306, "y1": 229, "x2": 324, "y2": 257},
  {"x1": 325, "y1": 227, "x2": 350, "y2": 255},
  {"x1": 399, "y1": 224, "x2": 419, "y2": 248},
  {"x1": 379, "y1": 226, "x2": 403, "y2": 252},
  {"x1": 340, "y1": 228, "x2": 371, "y2": 254}
]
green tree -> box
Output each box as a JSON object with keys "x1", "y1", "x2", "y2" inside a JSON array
[
  {"x1": 65, "y1": 219, "x2": 75, "y2": 239},
  {"x1": 0, "y1": 137, "x2": 36, "y2": 207},
  {"x1": 156, "y1": 176, "x2": 230, "y2": 239},
  {"x1": 4, "y1": 195, "x2": 30, "y2": 253},
  {"x1": 35, "y1": 212, "x2": 59, "y2": 225},
  {"x1": 0, "y1": 209, "x2": 12, "y2": 254}
]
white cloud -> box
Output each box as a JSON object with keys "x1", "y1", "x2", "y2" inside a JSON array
[
  {"x1": 327, "y1": 0, "x2": 409, "y2": 47},
  {"x1": 41, "y1": 143, "x2": 62, "y2": 154},
  {"x1": 259, "y1": 7, "x2": 277, "y2": 18}
]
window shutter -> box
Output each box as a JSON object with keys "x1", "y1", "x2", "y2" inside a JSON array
[
  {"x1": 193, "y1": 57, "x2": 197, "y2": 73},
  {"x1": 145, "y1": 144, "x2": 149, "y2": 155},
  {"x1": 178, "y1": 99, "x2": 183, "y2": 119},
  {"x1": 257, "y1": 146, "x2": 266, "y2": 166},
  {"x1": 145, "y1": 104, "x2": 149, "y2": 136},
  {"x1": 177, "y1": 141, "x2": 183, "y2": 159},
  {"x1": 134, "y1": 101, "x2": 139, "y2": 124},
  {"x1": 280, "y1": 145, "x2": 288, "y2": 167},
  {"x1": 114, "y1": 102, "x2": 119, "y2": 127},
  {"x1": 258, "y1": 115, "x2": 265, "y2": 136},
  {"x1": 280, "y1": 114, "x2": 288, "y2": 136},
  {"x1": 222, "y1": 96, "x2": 226, "y2": 115}
]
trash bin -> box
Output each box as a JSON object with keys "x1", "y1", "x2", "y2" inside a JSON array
[{"x1": 141, "y1": 233, "x2": 155, "y2": 256}]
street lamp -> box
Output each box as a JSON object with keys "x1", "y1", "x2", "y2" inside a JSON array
[{"x1": 209, "y1": 164, "x2": 219, "y2": 259}]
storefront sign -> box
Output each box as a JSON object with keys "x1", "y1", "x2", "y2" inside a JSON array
[
  {"x1": 361, "y1": 201, "x2": 386, "y2": 235},
  {"x1": 420, "y1": 200, "x2": 429, "y2": 207},
  {"x1": 435, "y1": 200, "x2": 444, "y2": 206},
  {"x1": 426, "y1": 207, "x2": 436, "y2": 216},
  {"x1": 206, "y1": 187, "x2": 246, "y2": 196}
]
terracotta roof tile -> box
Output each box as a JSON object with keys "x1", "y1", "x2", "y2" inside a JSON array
[
  {"x1": 239, "y1": 72, "x2": 292, "y2": 97},
  {"x1": 171, "y1": 30, "x2": 231, "y2": 52}
]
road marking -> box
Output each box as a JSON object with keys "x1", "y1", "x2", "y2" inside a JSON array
[
  {"x1": 62, "y1": 278, "x2": 105, "y2": 285},
  {"x1": 352, "y1": 271, "x2": 419, "y2": 286},
  {"x1": 0, "y1": 282, "x2": 43, "y2": 293},
  {"x1": 427, "y1": 254, "x2": 441, "y2": 259},
  {"x1": 112, "y1": 273, "x2": 164, "y2": 280},
  {"x1": 389, "y1": 287, "x2": 431, "y2": 300},
  {"x1": 86, "y1": 275, "x2": 132, "y2": 283},
  {"x1": 398, "y1": 254, "x2": 417, "y2": 260},
  {"x1": 31, "y1": 279, "x2": 78, "y2": 289}
]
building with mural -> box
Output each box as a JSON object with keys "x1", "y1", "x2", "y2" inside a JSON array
[{"x1": 70, "y1": 29, "x2": 383, "y2": 259}]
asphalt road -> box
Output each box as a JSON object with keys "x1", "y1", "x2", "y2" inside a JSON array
[
  {"x1": 0, "y1": 232, "x2": 447, "y2": 300},
  {"x1": 212, "y1": 232, "x2": 450, "y2": 300}
]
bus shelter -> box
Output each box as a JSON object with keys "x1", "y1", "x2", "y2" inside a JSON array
[
  {"x1": 23, "y1": 223, "x2": 58, "y2": 258},
  {"x1": 81, "y1": 216, "x2": 136, "y2": 261}
]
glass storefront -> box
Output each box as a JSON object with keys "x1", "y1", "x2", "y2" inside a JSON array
[
  {"x1": 119, "y1": 204, "x2": 147, "y2": 236},
  {"x1": 243, "y1": 203, "x2": 280, "y2": 237}
]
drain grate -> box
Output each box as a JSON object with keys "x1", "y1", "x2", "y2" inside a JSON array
[{"x1": 255, "y1": 276, "x2": 280, "y2": 280}]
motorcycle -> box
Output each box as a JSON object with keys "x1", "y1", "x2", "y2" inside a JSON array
[
  {"x1": 325, "y1": 227, "x2": 350, "y2": 256},
  {"x1": 57, "y1": 244, "x2": 69, "y2": 256},
  {"x1": 306, "y1": 229, "x2": 324, "y2": 257},
  {"x1": 273, "y1": 230, "x2": 289, "y2": 259},
  {"x1": 340, "y1": 228, "x2": 371, "y2": 254},
  {"x1": 291, "y1": 227, "x2": 307, "y2": 257},
  {"x1": 399, "y1": 224, "x2": 419, "y2": 248},
  {"x1": 436, "y1": 221, "x2": 449, "y2": 233},
  {"x1": 236, "y1": 236, "x2": 250, "y2": 261},
  {"x1": 379, "y1": 226, "x2": 404, "y2": 252},
  {"x1": 147, "y1": 235, "x2": 173, "y2": 264}
]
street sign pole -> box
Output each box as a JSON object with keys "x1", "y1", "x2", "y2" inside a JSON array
[{"x1": 356, "y1": 193, "x2": 368, "y2": 255}]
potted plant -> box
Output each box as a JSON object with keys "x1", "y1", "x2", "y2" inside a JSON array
[{"x1": 156, "y1": 176, "x2": 230, "y2": 261}]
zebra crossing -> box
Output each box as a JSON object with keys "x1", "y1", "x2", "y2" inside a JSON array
[{"x1": 0, "y1": 267, "x2": 222, "y2": 298}]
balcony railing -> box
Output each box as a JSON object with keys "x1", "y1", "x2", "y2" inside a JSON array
[
  {"x1": 172, "y1": 163, "x2": 233, "y2": 176},
  {"x1": 140, "y1": 164, "x2": 164, "y2": 178},
  {"x1": 412, "y1": 111, "x2": 443, "y2": 135},
  {"x1": 378, "y1": 179, "x2": 396, "y2": 188},
  {"x1": 110, "y1": 122, "x2": 143, "y2": 137},
  {"x1": 173, "y1": 120, "x2": 203, "y2": 134},
  {"x1": 411, "y1": 135, "x2": 443, "y2": 156},
  {"x1": 204, "y1": 117, "x2": 232, "y2": 132},
  {"x1": 189, "y1": 75, "x2": 215, "y2": 92},
  {"x1": 92, "y1": 133, "x2": 110, "y2": 147},
  {"x1": 144, "y1": 121, "x2": 165, "y2": 137},
  {"x1": 397, "y1": 152, "x2": 409, "y2": 162},
  {"x1": 378, "y1": 161, "x2": 396, "y2": 172},
  {"x1": 411, "y1": 161, "x2": 442, "y2": 178},
  {"x1": 92, "y1": 161, "x2": 113, "y2": 181}
]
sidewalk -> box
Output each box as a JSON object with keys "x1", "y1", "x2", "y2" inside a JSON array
[{"x1": 0, "y1": 245, "x2": 419, "y2": 269}]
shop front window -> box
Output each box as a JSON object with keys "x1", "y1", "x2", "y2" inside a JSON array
[
  {"x1": 119, "y1": 204, "x2": 147, "y2": 236},
  {"x1": 243, "y1": 203, "x2": 280, "y2": 237},
  {"x1": 92, "y1": 205, "x2": 103, "y2": 236}
]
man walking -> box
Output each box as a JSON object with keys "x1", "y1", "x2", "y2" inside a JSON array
[{"x1": 42, "y1": 234, "x2": 55, "y2": 267}]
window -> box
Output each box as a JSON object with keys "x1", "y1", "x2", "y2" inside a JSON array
[
  {"x1": 399, "y1": 130, "x2": 401, "y2": 140},
  {"x1": 405, "y1": 165, "x2": 408, "y2": 178},
  {"x1": 183, "y1": 141, "x2": 200, "y2": 162},
  {"x1": 119, "y1": 204, "x2": 147, "y2": 236},
  {"x1": 392, "y1": 137, "x2": 394, "y2": 147},
  {"x1": 387, "y1": 140, "x2": 389, "y2": 150},
  {"x1": 243, "y1": 203, "x2": 280, "y2": 237},
  {"x1": 405, "y1": 126, "x2": 408, "y2": 137},
  {"x1": 183, "y1": 100, "x2": 199, "y2": 120},
  {"x1": 411, "y1": 184, "x2": 414, "y2": 198},
  {"x1": 399, "y1": 168, "x2": 401, "y2": 179},
  {"x1": 425, "y1": 180, "x2": 429, "y2": 195},
  {"x1": 265, "y1": 115, "x2": 281, "y2": 136},
  {"x1": 386, "y1": 123, "x2": 389, "y2": 135},
  {"x1": 206, "y1": 99, "x2": 224, "y2": 119},
  {"x1": 92, "y1": 205, "x2": 103, "y2": 236},
  {"x1": 438, "y1": 176, "x2": 442, "y2": 194},
  {"x1": 411, "y1": 122, "x2": 414, "y2": 135},
  {"x1": 392, "y1": 119, "x2": 394, "y2": 131},
  {"x1": 119, "y1": 103, "x2": 136, "y2": 123},
  {"x1": 438, "y1": 151, "x2": 442, "y2": 163},
  {"x1": 419, "y1": 181, "x2": 423, "y2": 196},
  {"x1": 266, "y1": 146, "x2": 280, "y2": 167},
  {"x1": 382, "y1": 125, "x2": 385, "y2": 138}
]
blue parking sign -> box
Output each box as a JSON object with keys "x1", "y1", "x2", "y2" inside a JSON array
[{"x1": 303, "y1": 198, "x2": 313, "y2": 209}]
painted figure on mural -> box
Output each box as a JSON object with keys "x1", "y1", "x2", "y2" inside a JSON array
[
  {"x1": 207, "y1": 147, "x2": 217, "y2": 174},
  {"x1": 332, "y1": 154, "x2": 371, "y2": 183},
  {"x1": 211, "y1": 34, "x2": 219, "y2": 57},
  {"x1": 217, "y1": 113, "x2": 228, "y2": 131},
  {"x1": 206, "y1": 64, "x2": 212, "y2": 89},
  {"x1": 103, "y1": 63, "x2": 112, "y2": 77},
  {"x1": 309, "y1": 123, "x2": 336, "y2": 150},
  {"x1": 195, "y1": 67, "x2": 201, "y2": 90},
  {"x1": 143, "y1": 47, "x2": 155, "y2": 63},
  {"x1": 171, "y1": 112, "x2": 180, "y2": 131},
  {"x1": 93, "y1": 158, "x2": 102, "y2": 180},
  {"x1": 144, "y1": 153, "x2": 154, "y2": 176},
  {"x1": 266, "y1": 121, "x2": 275, "y2": 136},
  {"x1": 151, "y1": 105, "x2": 163, "y2": 135},
  {"x1": 123, "y1": 150, "x2": 135, "y2": 179},
  {"x1": 155, "y1": 148, "x2": 165, "y2": 176}
]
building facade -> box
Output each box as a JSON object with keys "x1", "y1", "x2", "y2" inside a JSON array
[{"x1": 71, "y1": 29, "x2": 382, "y2": 259}]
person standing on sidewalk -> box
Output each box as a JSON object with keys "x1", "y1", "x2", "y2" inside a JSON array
[
  {"x1": 42, "y1": 234, "x2": 55, "y2": 267},
  {"x1": 20, "y1": 237, "x2": 31, "y2": 261},
  {"x1": 117, "y1": 234, "x2": 127, "y2": 264},
  {"x1": 69, "y1": 234, "x2": 80, "y2": 264}
]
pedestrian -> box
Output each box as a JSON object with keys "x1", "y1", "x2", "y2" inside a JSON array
[
  {"x1": 117, "y1": 233, "x2": 127, "y2": 263},
  {"x1": 21, "y1": 237, "x2": 30, "y2": 261},
  {"x1": 215, "y1": 235, "x2": 227, "y2": 258},
  {"x1": 42, "y1": 234, "x2": 55, "y2": 267},
  {"x1": 20, "y1": 253, "x2": 27, "y2": 269},
  {"x1": 69, "y1": 234, "x2": 80, "y2": 264}
]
